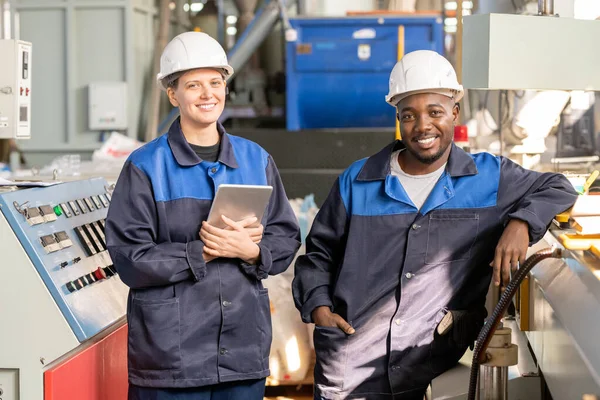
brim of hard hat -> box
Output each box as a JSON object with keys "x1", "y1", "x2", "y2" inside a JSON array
[
  {"x1": 157, "y1": 65, "x2": 235, "y2": 91},
  {"x1": 386, "y1": 87, "x2": 464, "y2": 107}
]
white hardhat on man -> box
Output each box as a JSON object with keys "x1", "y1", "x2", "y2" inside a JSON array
[
  {"x1": 157, "y1": 31, "x2": 234, "y2": 90},
  {"x1": 385, "y1": 50, "x2": 463, "y2": 107}
]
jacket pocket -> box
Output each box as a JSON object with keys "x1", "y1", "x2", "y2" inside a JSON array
[
  {"x1": 128, "y1": 297, "x2": 182, "y2": 371},
  {"x1": 257, "y1": 288, "x2": 272, "y2": 368},
  {"x1": 426, "y1": 213, "x2": 479, "y2": 264},
  {"x1": 313, "y1": 326, "x2": 349, "y2": 390},
  {"x1": 429, "y1": 307, "x2": 485, "y2": 375}
]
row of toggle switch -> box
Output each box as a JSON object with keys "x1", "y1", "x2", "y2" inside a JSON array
[
  {"x1": 65, "y1": 265, "x2": 117, "y2": 293},
  {"x1": 74, "y1": 219, "x2": 107, "y2": 256},
  {"x1": 24, "y1": 192, "x2": 111, "y2": 226},
  {"x1": 59, "y1": 193, "x2": 111, "y2": 219}
]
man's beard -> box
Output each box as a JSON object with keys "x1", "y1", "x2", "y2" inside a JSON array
[{"x1": 405, "y1": 140, "x2": 451, "y2": 165}]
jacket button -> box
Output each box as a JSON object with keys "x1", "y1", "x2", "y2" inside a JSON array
[
  {"x1": 220, "y1": 348, "x2": 227, "y2": 355},
  {"x1": 211, "y1": 167, "x2": 217, "y2": 173},
  {"x1": 405, "y1": 272, "x2": 413, "y2": 279},
  {"x1": 222, "y1": 301, "x2": 231, "y2": 307},
  {"x1": 411, "y1": 223, "x2": 420, "y2": 230},
  {"x1": 391, "y1": 365, "x2": 400, "y2": 371},
  {"x1": 395, "y1": 318, "x2": 402, "y2": 326}
]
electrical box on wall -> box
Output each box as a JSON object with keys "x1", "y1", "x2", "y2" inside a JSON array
[
  {"x1": 88, "y1": 82, "x2": 128, "y2": 130},
  {"x1": 462, "y1": 14, "x2": 600, "y2": 91},
  {"x1": 0, "y1": 39, "x2": 32, "y2": 140}
]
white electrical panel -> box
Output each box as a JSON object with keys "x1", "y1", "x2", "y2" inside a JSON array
[
  {"x1": 463, "y1": 14, "x2": 600, "y2": 91},
  {"x1": 88, "y1": 81, "x2": 128, "y2": 130},
  {"x1": 0, "y1": 39, "x2": 32, "y2": 139}
]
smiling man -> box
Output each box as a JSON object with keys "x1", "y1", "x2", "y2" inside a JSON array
[{"x1": 292, "y1": 50, "x2": 578, "y2": 399}]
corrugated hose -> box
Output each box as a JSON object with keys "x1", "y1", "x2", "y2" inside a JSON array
[{"x1": 466, "y1": 247, "x2": 563, "y2": 400}]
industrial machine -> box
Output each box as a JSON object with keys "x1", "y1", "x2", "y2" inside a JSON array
[
  {"x1": 285, "y1": 15, "x2": 443, "y2": 131},
  {"x1": 0, "y1": 178, "x2": 129, "y2": 400},
  {"x1": 430, "y1": 224, "x2": 600, "y2": 400},
  {"x1": 0, "y1": 39, "x2": 32, "y2": 140}
]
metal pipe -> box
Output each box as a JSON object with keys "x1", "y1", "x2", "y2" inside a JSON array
[
  {"x1": 145, "y1": 0, "x2": 171, "y2": 142},
  {"x1": 538, "y1": 0, "x2": 554, "y2": 15},
  {"x1": 1, "y1": 0, "x2": 12, "y2": 40},
  {"x1": 227, "y1": 1, "x2": 281, "y2": 76},
  {"x1": 217, "y1": 0, "x2": 225, "y2": 45},
  {"x1": 479, "y1": 366, "x2": 508, "y2": 400},
  {"x1": 296, "y1": 0, "x2": 306, "y2": 15}
]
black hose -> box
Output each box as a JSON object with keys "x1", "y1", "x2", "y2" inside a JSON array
[{"x1": 466, "y1": 247, "x2": 563, "y2": 400}]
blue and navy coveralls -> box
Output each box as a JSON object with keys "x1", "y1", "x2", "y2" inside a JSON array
[
  {"x1": 293, "y1": 141, "x2": 578, "y2": 399},
  {"x1": 105, "y1": 119, "x2": 301, "y2": 394}
]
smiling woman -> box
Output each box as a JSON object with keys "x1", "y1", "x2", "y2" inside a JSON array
[
  {"x1": 104, "y1": 31, "x2": 301, "y2": 400},
  {"x1": 166, "y1": 69, "x2": 227, "y2": 146}
]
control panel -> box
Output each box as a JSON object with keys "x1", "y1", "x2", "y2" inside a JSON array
[
  {"x1": 0, "y1": 178, "x2": 127, "y2": 342},
  {"x1": 0, "y1": 39, "x2": 32, "y2": 139}
]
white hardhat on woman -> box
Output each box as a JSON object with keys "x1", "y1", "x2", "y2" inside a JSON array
[
  {"x1": 157, "y1": 31, "x2": 234, "y2": 90},
  {"x1": 385, "y1": 50, "x2": 463, "y2": 107}
]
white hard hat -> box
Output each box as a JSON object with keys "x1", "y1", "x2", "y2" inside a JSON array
[
  {"x1": 157, "y1": 31, "x2": 234, "y2": 90},
  {"x1": 385, "y1": 50, "x2": 463, "y2": 107}
]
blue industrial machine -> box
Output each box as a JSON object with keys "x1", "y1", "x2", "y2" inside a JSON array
[{"x1": 285, "y1": 15, "x2": 444, "y2": 131}]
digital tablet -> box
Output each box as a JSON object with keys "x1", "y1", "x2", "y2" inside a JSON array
[{"x1": 207, "y1": 184, "x2": 273, "y2": 229}]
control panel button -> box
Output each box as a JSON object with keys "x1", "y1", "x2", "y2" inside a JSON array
[
  {"x1": 97, "y1": 219, "x2": 106, "y2": 232},
  {"x1": 92, "y1": 195, "x2": 103, "y2": 209},
  {"x1": 40, "y1": 234, "x2": 61, "y2": 253},
  {"x1": 66, "y1": 281, "x2": 77, "y2": 293},
  {"x1": 54, "y1": 231, "x2": 73, "y2": 248},
  {"x1": 84, "y1": 197, "x2": 95, "y2": 211},
  {"x1": 39, "y1": 205, "x2": 58, "y2": 223},
  {"x1": 98, "y1": 194, "x2": 109, "y2": 208},
  {"x1": 59, "y1": 203, "x2": 72, "y2": 218},
  {"x1": 103, "y1": 265, "x2": 117, "y2": 277},
  {"x1": 91, "y1": 221, "x2": 106, "y2": 247},
  {"x1": 82, "y1": 224, "x2": 104, "y2": 252},
  {"x1": 93, "y1": 267, "x2": 107, "y2": 281},
  {"x1": 68, "y1": 201, "x2": 80, "y2": 216},
  {"x1": 76, "y1": 199, "x2": 88, "y2": 214},
  {"x1": 26, "y1": 207, "x2": 44, "y2": 226},
  {"x1": 74, "y1": 226, "x2": 97, "y2": 256}
]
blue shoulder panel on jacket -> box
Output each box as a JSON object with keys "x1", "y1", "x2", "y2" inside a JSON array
[
  {"x1": 438, "y1": 152, "x2": 500, "y2": 210},
  {"x1": 339, "y1": 158, "x2": 417, "y2": 216},
  {"x1": 129, "y1": 134, "x2": 269, "y2": 202},
  {"x1": 339, "y1": 152, "x2": 501, "y2": 217},
  {"x1": 227, "y1": 134, "x2": 270, "y2": 185}
]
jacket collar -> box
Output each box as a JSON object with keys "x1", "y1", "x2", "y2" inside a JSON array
[
  {"x1": 356, "y1": 141, "x2": 478, "y2": 181},
  {"x1": 167, "y1": 118, "x2": 238, "y2": 168}
]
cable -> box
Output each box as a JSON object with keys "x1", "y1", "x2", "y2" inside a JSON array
[{"x1": 466, "y1": 247, "x2": 563, "y2": 400}]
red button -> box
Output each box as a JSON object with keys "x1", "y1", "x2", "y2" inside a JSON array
[
  {"x1": 93, "y1": 267, "x2": 106, "y2": 281},
  {"x1": 20, "y1": 87, "x2": 23, "y2": 95},
  {"x1": 26, "y1": 88, "x2": 30, "y2": 96}
]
